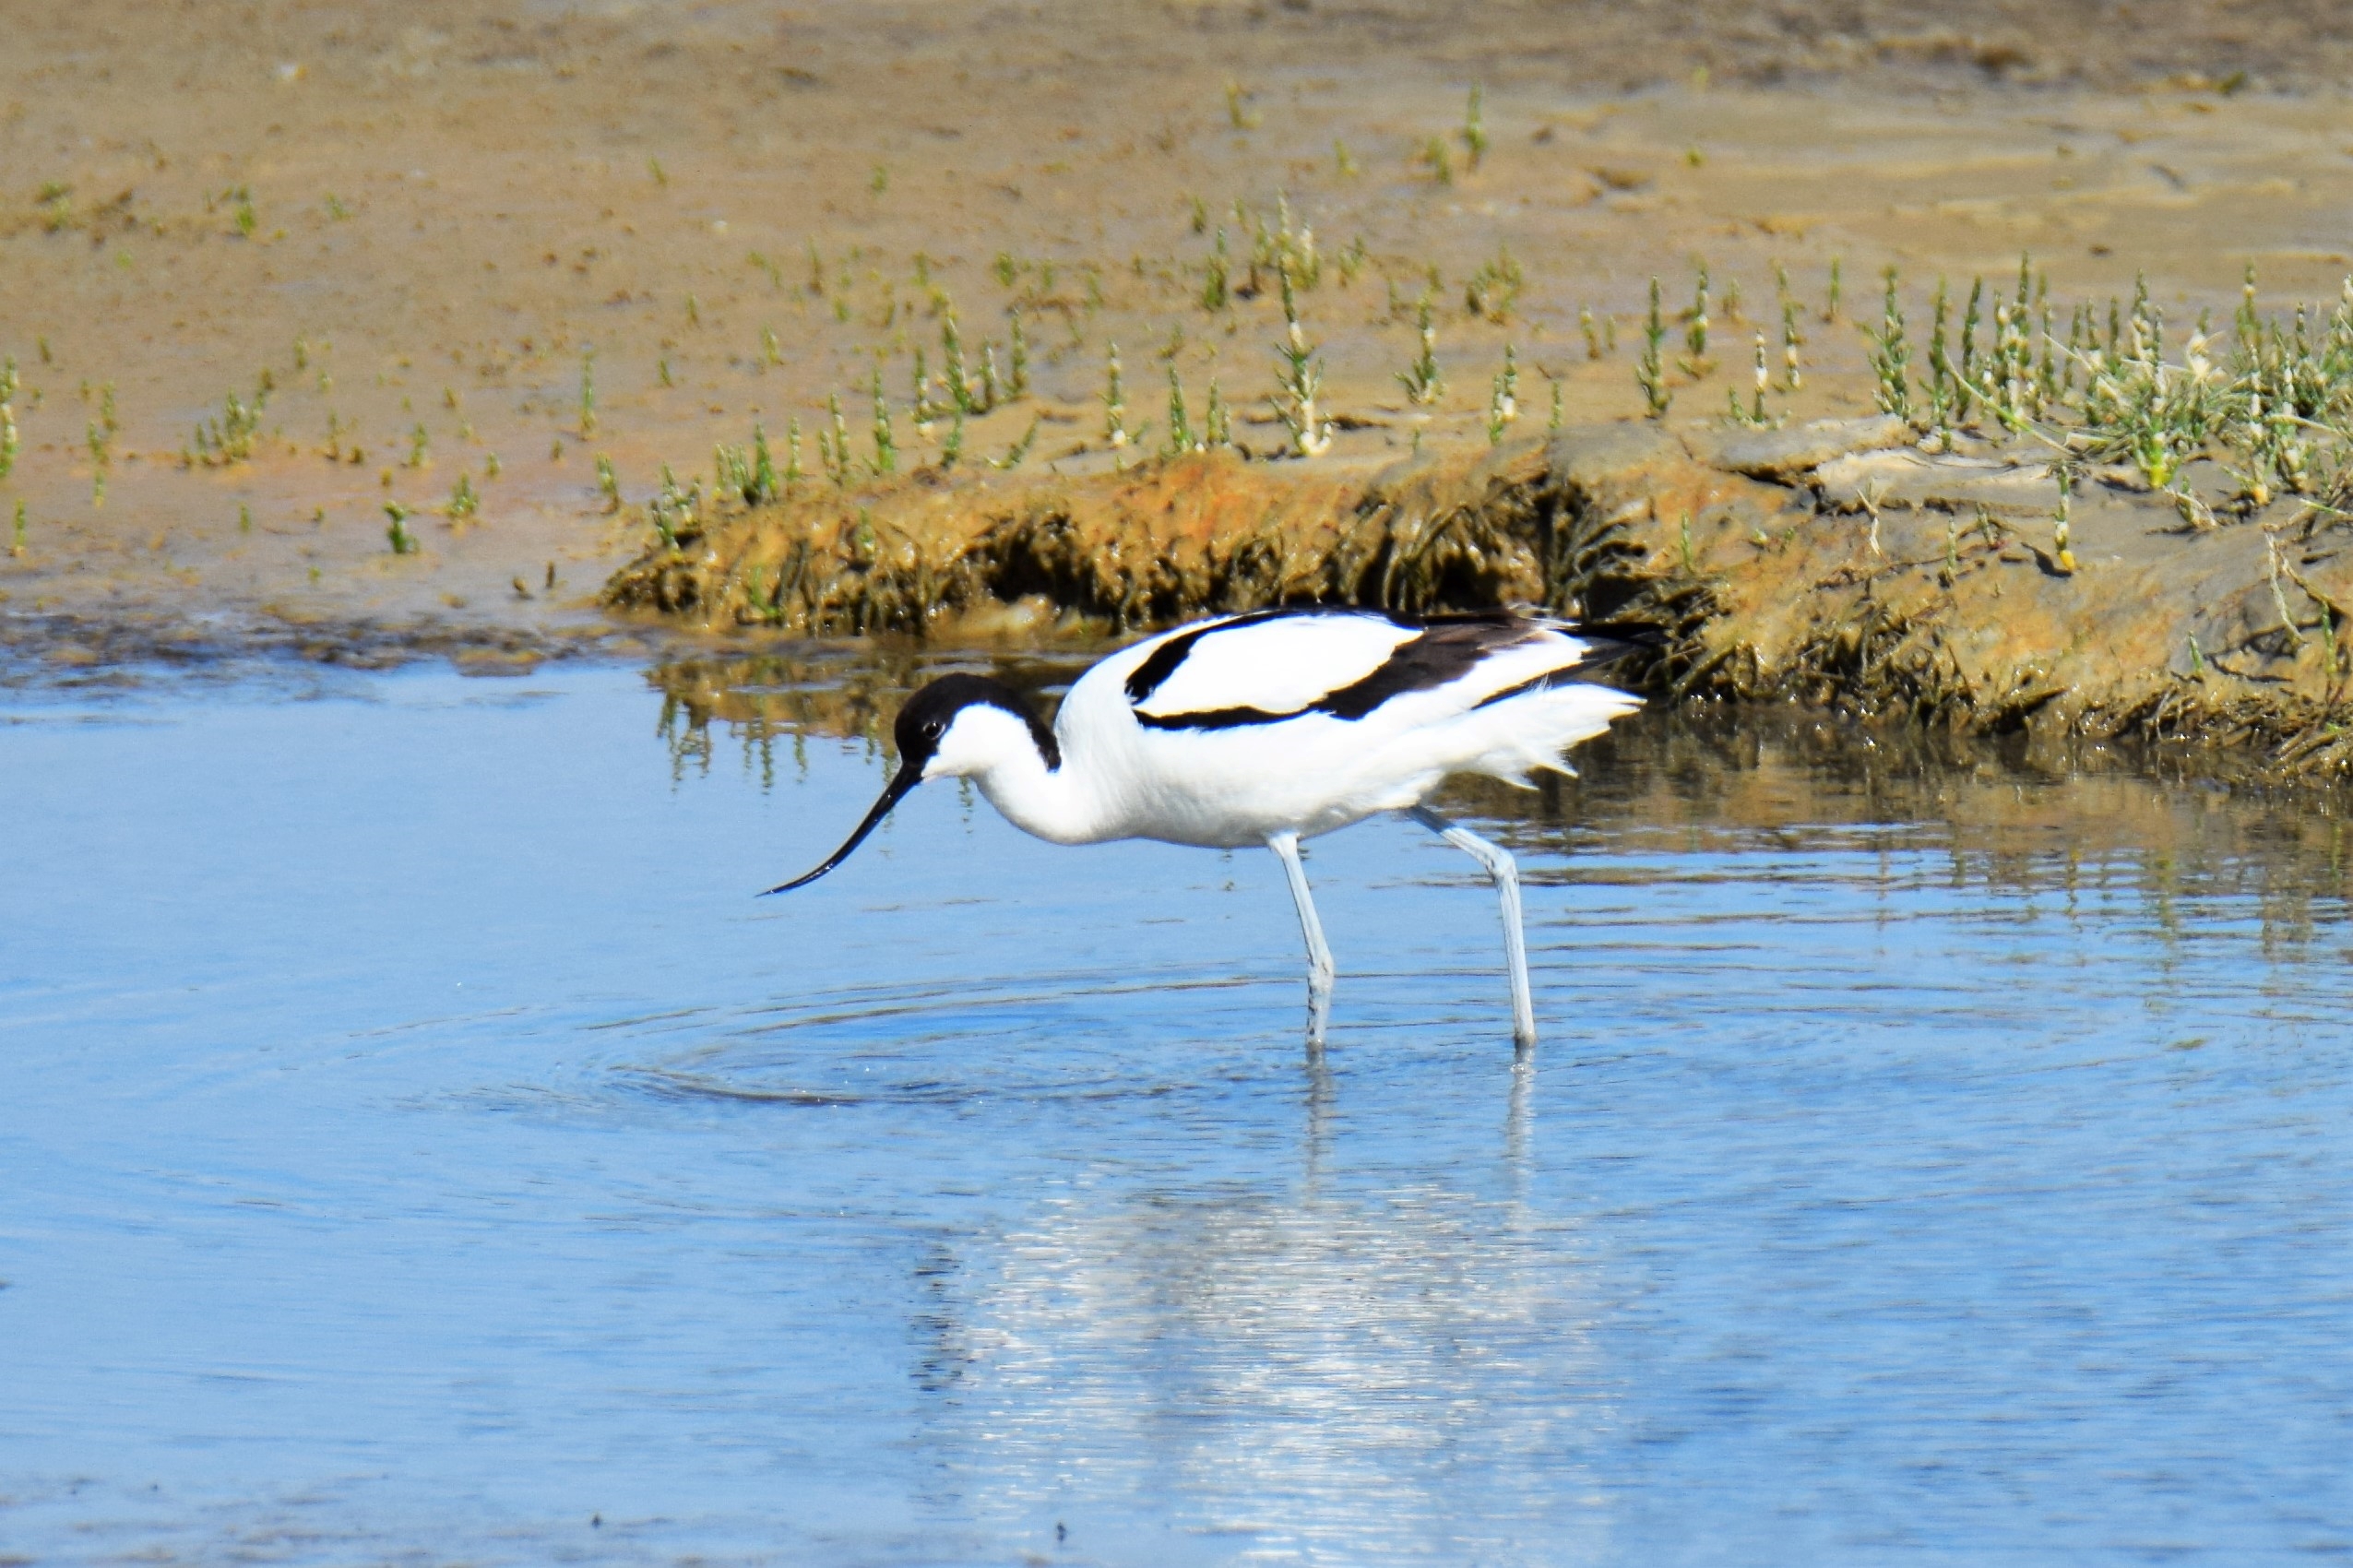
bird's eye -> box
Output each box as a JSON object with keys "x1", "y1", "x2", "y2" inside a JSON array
[{"x1": 922, "y1": 719, "x2": 944, "y2": 738}]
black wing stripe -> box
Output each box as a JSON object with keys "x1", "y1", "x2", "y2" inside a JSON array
[
  {"x1": 1314, "y1": 618, "x2": 1536, "y2": 719},
  {"x1": 1135, "y1": 614, "x2": 1573, "y2": 731},
  {"x1": 1135, "y1": 704, "x2": 1302, "y2": 731}
]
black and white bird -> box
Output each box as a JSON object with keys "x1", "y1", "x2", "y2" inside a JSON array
[{"x1": 770, "y1": 607, "x2": 1646, "y2": 1051}]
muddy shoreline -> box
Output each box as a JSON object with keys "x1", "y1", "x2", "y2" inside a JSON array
[{"x1": 600, "y1": 404, "x2": 2353, "y2": 778}]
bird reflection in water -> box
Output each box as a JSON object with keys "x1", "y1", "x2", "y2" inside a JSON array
[{"x1": 908, "y1": 1047, "x2": 1610, "y2": 1561}]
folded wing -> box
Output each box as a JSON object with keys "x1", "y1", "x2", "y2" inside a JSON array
[{"x1": 1124, "y1": 609, "x2": 1635, "y2": 731}]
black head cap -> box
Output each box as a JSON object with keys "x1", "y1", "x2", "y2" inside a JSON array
[
  {"x1": 760, "y1": 675, "x2": 1058, "y2": 896},
  {"x1": 895, "y1": 673, "x2": 1061, "y2": 773}
]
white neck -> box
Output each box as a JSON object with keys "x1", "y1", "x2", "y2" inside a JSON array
[
  {"x1": 974, "y1": 742, "x2": 1106, "y2": 846},
  {"x1": 933, "y1": 707, "x2": 1109, "y2": 845}
]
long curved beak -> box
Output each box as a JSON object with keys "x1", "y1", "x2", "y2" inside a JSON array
[{"x1": 761, "y1": 759, "x2": 923, "y2": 895}]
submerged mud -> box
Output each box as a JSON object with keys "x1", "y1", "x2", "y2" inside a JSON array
[{"x1": 607, "y1": 422, "x2": 2353, "y2": 777}]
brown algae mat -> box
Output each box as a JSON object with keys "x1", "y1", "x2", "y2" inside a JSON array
[{"x1": 12, "y1": 0, "x2": 2353, "y2": 768}]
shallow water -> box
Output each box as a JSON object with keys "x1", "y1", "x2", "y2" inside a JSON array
[{"x1": 5, "y1": 657, "x2": 2352, "y2": 1566}]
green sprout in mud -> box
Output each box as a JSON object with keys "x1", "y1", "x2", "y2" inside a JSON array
[
  {"x1": 579, "y1": 349, "x2": 598, "y2": 438},
  {"x1": 980, "y1": 343, "x2": 1003, "y2": 410},
  {"x1": 86, "y1": 418, "x2": 110, "y2": 508},
  {"x1": 1337, "y1": 235, "x2": 1369, "y2": 289},
  {"x1": 1201, "y1": 229, "x2": 1230, "y2": 314},
  {"x1": 754, "y1": 424, "x2": 779, "y2": 501},
  {"x1": 1866, "y1": 267, "x2": 1914, "y2": 422},
  {"x1": 1007, "y1": 310, "x2": 1031, "y2": 398},
  {"x1": 408, "y1": 422, "x2": 431, "y2": 469},
  {"x1": 1461, "y1": 84, "x2": 1490, "y2": 171},
  {"x1": 909, "y1": 346, "x2": 936, "y2": 433},
  {"x1": 1397, "y1": 294, "x2": 1445, "y2": 407},
  {"x1": 819, "y1": 393, "x2": 850, "y2": 488},
  {"x1": 650, "y1": 466, "x2": 692, "y2": 548},
  {"x1": 992, "y1": 416, "x2": 1041, "y2": 471},
  {"x1": 1636, "y1": 278, "x2": 1671, "y2": 420},
  {"x1": 784, "y1": 419, "x2": 803, "y2": 492},
  {"x1": 0, "y1": 357, "x2": 19, "y2": 483},
  {"x1": 384, "y1": 501, "x2": 417, "y2": 554},
  {"x1": 1165, "y1": 364, "x2": 1196, "y2": 457},
  {"x1": 1680, "y1": 262, "x2": 1711, "y2": 375},
  {"x1": 1958, "y1": 278, "x2": 1985, "y2": 417},
  {"x1": 941, "y1": 310, "x2": 976, "y2": 414},
  {"x1": 1824, "y1": 257, "x2": 1843, "y2": 324},
  {"x1": 1729, "y1": 330, "x2": 1772, "y2": 428},
  {"x1": 190, "y1": 385, "x2": 264, "y2": 467},
  {"x1": 446, "y1": 472, "x2": 479, "y2": 521},
  {"x1": 762, "y1": 327, "x2": 782, "y2": 369},
  {"x1": 596, "y1": 454, "x2": 622, "y2": 511},
  {"x1": 715, "y1": 440, "x2": 753, "y2": 505},
  {"x1": 2050, "y1": 469, "x2": 2076, "y2": 576},
  {"x1": 1271, "y1": 263, "x2": 1332, "y2": 457},
  {"x1": 9, "y1": 499, "x2": 24, "y2": 557},
  {"x1": 1420, "y1": 136, "x2": 1453, "y2": 186},
  {"x1": 1225, "y1": 81, "x2": 1258, "y2": 131},
  {"x1": 1102, "y1": 341, "x2": 1131, "y2": 454},
  {"x1": 37, "y1": 181, "x2": 74, "y2": 233},
  {"x1": 1924, "y1": 279, "x2": 1957, "y2": 445},
  {"x1": 939, "y1": 406, "x2": 966, "y2": 469},
  {"x1": 869, "y1": 371, "x2": 897, "y2": 476},
  {"x1": 484, "y1": 452, "x2": 502, "y2": 480},
  {"x1": 1466, "y1": 245, "x2": 1522, "y2": 325},
  {"x1": 1581, "y1": 307, "x2": 1604, "y2": 362},
  {"x1": 1333, "y1": 140, "x2": 1359, "y2": 179},
  {"x1": 1486, "y1": 343, "x2": 1519, "y2": 445},
  {"x1": 1204, "y1": 378, "x2": 1232, "y2": 449},
  {"x1": 1781, "y1": 298, "x2": 1804, "y2": 390}
]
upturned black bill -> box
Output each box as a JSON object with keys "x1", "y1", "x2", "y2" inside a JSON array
[{"x1": 762, "y1": 760, "x2": 922, "y2": 895}]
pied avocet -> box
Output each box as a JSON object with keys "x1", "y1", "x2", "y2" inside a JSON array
[{"x1": 770, "y1": 607, "x2": 1646, "y2": 1051}]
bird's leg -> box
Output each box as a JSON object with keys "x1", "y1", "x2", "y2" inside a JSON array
[
  {"x1": 1266, "y1": 831, "x2": 1335, "y2": 1054},
  {"x1": 1407, "y1": 804, "x2": 1538, "y2": 1051}
]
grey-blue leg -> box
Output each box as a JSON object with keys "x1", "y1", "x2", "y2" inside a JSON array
[
  {"x1": 1266, "y1": 830, "x2": 1334, "y2": 1051},
  {"x1": 1407, "y1": 804, "x2": 1538, "y2": 1051}
]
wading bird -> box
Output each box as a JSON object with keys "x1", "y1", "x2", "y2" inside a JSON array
[{"x1": 769, "y1": 608, "x2": 1645, "y2": 1051}]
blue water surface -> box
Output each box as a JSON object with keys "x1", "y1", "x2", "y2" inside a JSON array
[{"x1": 2, "y1": 659, "x2": 2349, "y2": 1565}]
